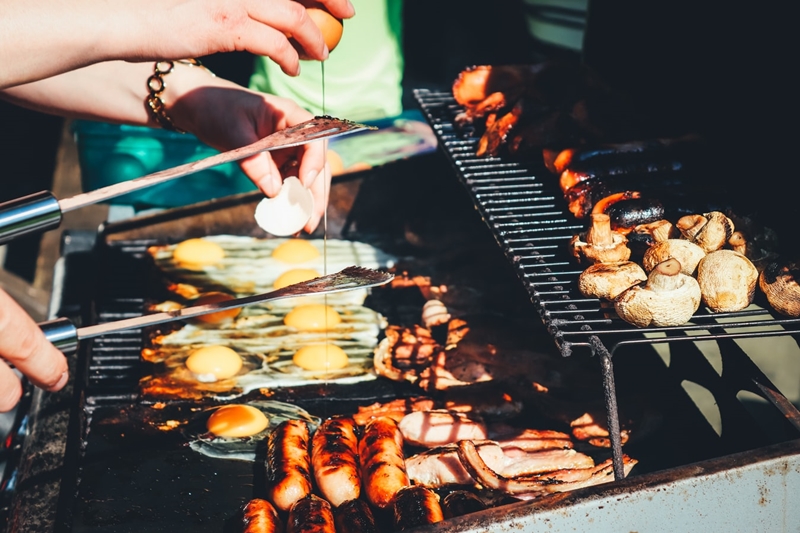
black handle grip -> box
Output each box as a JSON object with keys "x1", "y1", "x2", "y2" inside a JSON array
[
  {"x1": 0, "y1": 191, "x2": 62, "y2": 245},
  {"x1": 38, "y1": 317, "x2": 79, "y2": 354}
]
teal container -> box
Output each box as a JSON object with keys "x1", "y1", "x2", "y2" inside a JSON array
[{"x1": 72, "y1": 121, "x2": 257, "y2": 208}]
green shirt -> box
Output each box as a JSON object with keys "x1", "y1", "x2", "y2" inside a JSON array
[{"x1": 250, "y1": 0, "x2": 404, "y2": 122}]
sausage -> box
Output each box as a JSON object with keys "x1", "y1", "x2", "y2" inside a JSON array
[
  {"x1": 333, "y1": 498, "x2": 379, "y2": 533},
  {"x1": 266, "y1": 419, "x2": 313, "y2": 512},
  {"x1": 391, "y1": 486, "x2": 444, "y2": 531},
  {"x1": 286, "y1": 494, "x2": 335, "y2": 533},
  {"x1": 310, "y1": 416, "x2": 361, "y2": 507},
  {"x1": 358, "y1": 416, "x2": 410, "y2": 509},
  {"x1": 441, "y1": 491, "x2": 487, "y2": 519},
  {"x1": 240, "y1": 498, "x2": 282, "y2": 533}
]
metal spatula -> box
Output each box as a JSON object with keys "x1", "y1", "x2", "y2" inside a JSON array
[
  {"x1": 0, "y1": 116, "x2": 373, "y2": 245},
  {"x1": 39, "y1": 266, "x2": 393, "y2": 354}
]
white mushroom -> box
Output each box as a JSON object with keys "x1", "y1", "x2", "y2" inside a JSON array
[
  {"x1": 696, "y1": 250, "x2": 758, "y2": 313},
  {"x1": 578, "y1": 261, "x2": 648, "y2": 301},
  {"x1": 676, "y1": 211, "x2": 735, "y2": 253},
  {"x1": 642, "y1": 239, "x2": 706, "y2": 276},
  {"x1": 615, "y1": 258, "x2": 701, "y2": 327},
  {"x1": 570, "y1": 213, "x2": 631, "y2": 265}
]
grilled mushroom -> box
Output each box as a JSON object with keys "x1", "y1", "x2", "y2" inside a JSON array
[
  {"x1": 759, "y1": 258, "x2": 800, "y2": 317},
  {"x1": 570, "y1": 213, "x2": 631, "y2": 265},
  {"x1": 578, "y1": 261, "x2": 647, "y2": 301},
  {"x1": 676, "y1": 211, "x2": 735, "y2": 253},
  {"x1": 615, "y1": 258, "x2": 701, "y2": 327},
  {"x1": 696, "y1": 250, "x2": 758, "y2": 313},
  {"x1": 641, "y1": 239, "x2": 706, "y2": 276}
]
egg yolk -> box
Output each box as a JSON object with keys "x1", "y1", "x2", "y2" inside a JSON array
[
  {"x1": 173, "y1": 238, "x2": 225, "y2": 270},
  {"x1": 274, "y1": 268, "x2": 320, "y2": 289},
  {"x1": 284, "y1": 304, "x2": 342, "y2": 331},
  {"x1": 192, "y1": 292, "x2": 241, "y2": 324},
  {"x1": 186, "y1": 345, "x2": 243, "y2": 381},
  {"x1": 206, "y1": 405, "x2": 269, "y2": 438},
  {"x1": 272, "y1": 239, "x2": 320, "y2": 263},
  {"x1": 293, "y1": 344, "x2": 349, "y2": 371}
]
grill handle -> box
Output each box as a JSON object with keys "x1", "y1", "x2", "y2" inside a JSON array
[
  {"x1": 0, "y1": 191, "x2": 62, "y2": 246},
  {"x1": 39, "y1": 317, "x2": 79, "y2": 354}
]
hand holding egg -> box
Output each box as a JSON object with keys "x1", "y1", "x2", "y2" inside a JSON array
[{"x1": 289, "y1": 1, "x2": 345, "y2": 60}]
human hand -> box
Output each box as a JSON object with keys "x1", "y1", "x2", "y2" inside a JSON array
[
  {"x1": 168, "y1": 67, "x2": 331, "y2": 233},
  {"x1": 0, "y1": 290, "x2": 68, "y2": 413}
]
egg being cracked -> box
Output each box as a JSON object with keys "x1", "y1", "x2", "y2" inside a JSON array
[
  {"x1": 254, "y1": 177, "x2": 314, "y2": 237},
  {"x1": 186, "y1": 400, "x2": 320, "y2": 461}
]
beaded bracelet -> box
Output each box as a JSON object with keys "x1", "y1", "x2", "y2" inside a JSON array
[{"x1": 146, "y1": 59, "x2": 214, "y2": 133}]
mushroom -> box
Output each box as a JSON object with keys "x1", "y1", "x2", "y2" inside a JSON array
[
  {"x1": 634, "y1": 219, "x2": 675, "y2": 243},
  {"x1": 759, "y1": 258, "x2": 800, "y2": 317},
  {"x1": 676, "y1": 211, "x2": 735, "y2": 252},
  {"x1": 615, "y1": 258, "x2": 701, "y2": 327},
  {"x1": 570, "y1": 213, "x2": 631, "y2": 265},
  {"x1": 641, "y1": 239, "x2": 706, "y2": 276},
  {"x1": 578, "y1": 261, "x2": 648, "y2": 301},
  {"x1": 696, "y1": 250, "x2": 758, "y2": 313}
]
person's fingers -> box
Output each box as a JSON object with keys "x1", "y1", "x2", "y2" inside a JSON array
[
  {"x1": 0, "y1": 290, "x2": 68, "y2": 394},
  {"x1": 239, "y1": 152, "x2": 283, "y2": 197},
  {"x1": 0, "y1": 361, "x2": 23, "y2": 413},
  {"x1": 297, "y1": 139, "x2": 327, "y2": 190},
  {"x1": 304, "y1": 161, "x2": 332, "y2": 233},
  {"x1": 247, "y1": 0, "x2": 327, "y2": 67},
  {"x1": 316, "y1": 0, "x2": 356, "y2": 20}
]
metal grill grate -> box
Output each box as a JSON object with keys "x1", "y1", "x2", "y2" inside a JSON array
[{"x1": 413, "y1": 88, "x2": 800, "y2": 358}]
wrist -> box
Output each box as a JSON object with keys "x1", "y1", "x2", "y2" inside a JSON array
[{"x1": 146, "y1": 59, "x2": 216, "y2": 133}]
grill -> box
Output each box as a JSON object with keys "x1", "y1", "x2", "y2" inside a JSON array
[
  {"x1": 3, "y1": 87, "x2": 800, "y2": 532},
  {"x1": 412, "y1": 87, "x2": 800, "y2": 480}
]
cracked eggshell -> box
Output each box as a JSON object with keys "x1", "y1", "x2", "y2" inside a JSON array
[{"x1": 254, "y1": 177, "x2": 314, "y2": 236}]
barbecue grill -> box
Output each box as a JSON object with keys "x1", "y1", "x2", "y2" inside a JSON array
[{"x1": 3, "y1": 85, "x2": 800, "y2": 532}]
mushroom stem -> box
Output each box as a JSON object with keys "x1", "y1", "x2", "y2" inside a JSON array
[
  {"x1": 676, "y1": 214, "x2": 707, "y2": 240},
  {"x1": 587, "y1": 213, "x2": 614, "y2": 246},
  {"x1": 728, "y1": 231, "x2": 747, "y2": 255},
  {"x1": 648, "y1": 258, "x2": 684, "y2": 291}
]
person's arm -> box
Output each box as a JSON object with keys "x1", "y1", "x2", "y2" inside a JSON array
[
  {"x1": 0, "y1": 0, "x2": 355, "y2": 89},
  {"x1": 1, "y1": 60, "x2": 330, "y2": 232},
  {"x1": 0, "y1": 289, "x2": 68, "y2": 413}
]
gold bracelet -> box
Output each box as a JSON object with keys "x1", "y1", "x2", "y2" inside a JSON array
[{"x1": 146, "y1": 59, "x2": 214, "y2": 133}]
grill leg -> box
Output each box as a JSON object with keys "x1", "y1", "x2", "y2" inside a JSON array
[{"x1": 591, "y1": 336, "x2": 625, "y2": 480}]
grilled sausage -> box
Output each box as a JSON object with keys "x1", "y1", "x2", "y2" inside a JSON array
[
  {"x1": 441, "y1": 491, "x2": 487, "y2": 519},
  {"x1": 333, "y1": 498, "x2": 379, "y2": 533},
  {"x1": 266, "y1": 419, "x2": 313, "y2": 512},
  {"x1": 310, "y1": 416, "x2": 361, "y2": 507},
  {"x1": 240, "y1": 498, "x2": 282, "y2": 533},
  {"x1": 391, "y1": 486, "x2": 444, "y2": 531},
  {"x1": 359, "y1": 416, "x2": 410, "y2": 509},
  {"x1": 286, "y1": 494, "x2": 335, "y2": 533}
]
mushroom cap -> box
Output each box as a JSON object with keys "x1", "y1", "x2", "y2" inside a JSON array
[
  {"x1": 615, "y1": 259, "x2": 701, "y2": 327},
  {"x1": 759, "y1": 259, "x2": 800, "y2": 317},
  {"x1": 578, "y1": 261, "x2": 648, "y2": 301},
  {"x1": 697, "y1": 250, "x2": 758, "y2": 313},
  {"x1": 642, "y1": 239, "x2": 706, "y2": 276},
  {"x1": 676, "y1": 211, "x2": 735, "y2": 253}
]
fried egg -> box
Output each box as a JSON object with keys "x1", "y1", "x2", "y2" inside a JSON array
[
  {"x1": 172, "y1": 238, "x2": 225, "y2": 270},
  {"x1": 284, "y1": 304, "x2": 342, "y2": 331},
  {"x1": 293, "y1": 343, "x2": 349, "y2": 371},
  {"x1": 191, "y1": 291, "x2": 241, "y2": 324},
  {"x1": 185, "y1": 345, "x2": 243, "y2": 381},
  {"x1": 185, "y1": 400, "x2": 320, "y2": 461},
  {"x1": 272, "y1": 239, "x2": 321, "y2": 263}
]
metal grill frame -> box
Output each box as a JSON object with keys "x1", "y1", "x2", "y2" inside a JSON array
[{"x1": 413, "y1": 88, "x2": 800, "y2": 478}]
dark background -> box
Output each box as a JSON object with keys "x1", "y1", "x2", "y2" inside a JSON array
[{"x1": 1, "y1": 0, "x2": 793, "y2": 282}]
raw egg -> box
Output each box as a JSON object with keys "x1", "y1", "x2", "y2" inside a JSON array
[
  {"x1": 271, "y1": 238, "x2": 320, "y2": 263},
  {"x1": 284, "y1": 304, "x2": 342, "y2": 331},
  {"x1": 293, "y1": 343, "x2": 349, "y2": 371},
  {"x1": 307, "y1": 6, "x2": 344, "y2": 52},
  {"x1": 192, "y1": 292, "x2": 241, "y2": 324},
  {"x1": 274, "y1": 268, "x2": 320, "y2": 289},
  {"x1": 254, "y1": 177, "x2": 314, "y2": 237},
  {"x1": 206, "y1": 404, "x2": 269, "y2": 438},
  {"x1": 173, "y1": 238, "x2": 225, "y2": 270},
  {"x1": 186, "y1": 345, "x2": 243, "y2": 381}
]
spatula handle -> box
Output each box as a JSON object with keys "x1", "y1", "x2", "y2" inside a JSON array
[
  {"x1": 0, "y1": 191, "x2": 62, "y2": 245},
  {"x1": 38, "y1": 317, "x2": 79, "y2": 354}
]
